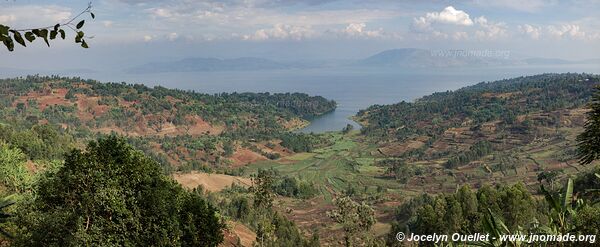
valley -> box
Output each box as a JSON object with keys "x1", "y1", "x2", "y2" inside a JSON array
[
  {"x1": 2, "y1": 1, "x2": 599, "y2": 246},
  {"x1": 1, "y1": 73, "x2": 599, "y2": 246}
]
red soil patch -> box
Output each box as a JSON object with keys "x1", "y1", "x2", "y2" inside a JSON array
[
  {"x1": 15, "y1": 88, "x2": 72, "y2": 111},
  {"x1": 279, "y1": 117, "x2": 309, "y2": 130},
  {"x1": 232, "y1": 222, "x2": 256, "y2": 247},
  {"x1": 220, "y1": 221, "x2": 256, "y2": 247},
  {"x1": 229, "y1": 148, "x2": 267, "y2": 167},
  {"x1": 378, "y1": 138, "x2": 426, "y2": 156},
  {"x1": 173, "y1": 172, "x2": 252, "y2": 192},
  {"x1": 255, "y1": 141, "x2": 293, "y2": 157},
  {"x1": 183, "y1": 116, "x2": 223, "y2": 136},
  {"x1": 75, "y1": 95, "x2": 109, "y2": 121}
]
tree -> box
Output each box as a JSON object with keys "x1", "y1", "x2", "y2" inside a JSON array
[
  {"x1": 0, "y1": 142, "x2": 31, "y2": 193},
  {"x1": 13, "y1": 136, "x2": 224, "y2": 246},
  {"x1": 540, "y1": 178, "x2": 579, "y2": 235},
  {"x1": 577, "y1": 86, "x2": 600, "y2": 165},
  {"x1": 1, "y1": 3, "x2": 94, "y2": 51},
  {"x1": 250, "y1": 169, "x2": 276, "y2": 210},
  {"x1": 249, "y1": 169, "x2": 276, "y2": 245},
  {"x1": 327, "y1": 196, "x2": 375, "y2": 247},
  {"x1": 537, "y1": 170, "x2": 561, "y2": 191},
  {"x1": 0, "y1": 197, "x2": 15, "y2": 238},
  {"x1": 342, "y1": 124, "x2": 354, "y2": 134}
]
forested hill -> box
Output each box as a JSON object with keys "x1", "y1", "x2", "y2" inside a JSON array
[
  {"x1": 0, "y1": 75, "x2": 336, "y2": 171},
  {"x1": 355, "y1": 73, "x2": 600, "y2": 161},
  {"x1": 0, "y1": 76, "x2": 335, "y2": 131}
]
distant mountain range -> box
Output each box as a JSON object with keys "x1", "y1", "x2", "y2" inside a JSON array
[
  {"x1": 357, "y1": 48, "x2": 600, "y2": 68},
  {"x1": 356, "y1": 48, "x2": 515, "y2": 67},
  {"x1": 126, "y1": 48, "x2": 600, "y2": 73}
]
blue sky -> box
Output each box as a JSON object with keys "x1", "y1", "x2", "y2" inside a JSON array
[{"x1": 1, "y1": 0, "x2": 599, "y2": 70}]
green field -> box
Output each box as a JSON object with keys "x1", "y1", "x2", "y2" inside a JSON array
[
  {"x1": 244, "y1": 126, "x2": 596, "y2": 204},
  {"x1": 244, "y1": 132, "x2": 401, "y2": 201}
]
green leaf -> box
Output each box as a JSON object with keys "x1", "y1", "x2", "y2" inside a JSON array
[
  {"x1": 24, "y1": 32, "x2": 36, "y2": 42},
  {"x1": 59, "y1": 29, "x2": 66, "y2": 40},
  {"x1": 10, "y1": 31, "x2": 26, "y2": 47},
  {"x1": 50, "y1": 30, "x2": 58, "y2": 40},
  {"x1": 0, "y1": 200, "x2": 14, "y2": 209},
  {"x1": 0, "y1": 25, "x2": 9, "y2": 36},
  {"x1": 75, "y1": 31, "x2": 84, "y2": 43},
  {"x1": 3, "y1": 37, "x2": 14, "y2": 51},
  {"x1": 541, "y1": 184, "x2": 560, "y2": 212},
  {"x1": 91, "y1": 12, "x2": 95, "y2": 19},
  {"x1": 561, "y1": 178, "x2": 573, "y2": 210},
  {"x1": 39, "y1": 29, "x2": 48, "y2": 38},
  {"x1": 0, "y1": 227, "x2": 13, "y2": 239},
  {"x1": 76, "y1": 20, "x2": 85, "y2": 29},
  {"x1": 595, "y1": 173, "x2": 600, "y2": 180},
  {"x1": 32, "y1": 29, "x2": 50, "y2": 46},
  {"x1": 54, "y1": 24, "x2": 60, "y2": 31},
  {"x1": 81, "y1": 39, "x2": 89, "y2": 48}
]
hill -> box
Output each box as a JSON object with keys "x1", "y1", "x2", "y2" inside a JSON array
[
  {"x1": 356, "y1": 73, "x2": 599, "y2": 166},
  {"x1": 356, "y1": 48, "x2": 515, "y2": 68},
  {"x1": 2, "y1": 73, "x2": 600, "y2": 246},
  {"x1": 0, "y1": 76, "x2": 336, "y2": 171},
  {"x1": 356, "y1": 48, "x2": 600, "y2": 68}
]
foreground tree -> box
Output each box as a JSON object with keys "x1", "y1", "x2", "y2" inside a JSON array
[
  {"x1": 250, "y1": 169, "x2": 276, "y2": 245},
  {"x1": 577, "y1": 86, "x2": 600, "y2": 165},
  {"x1": 0, "y1": 197, "x2": 14, "y2": 238},
  {"x1": 13, "y1": 136, "x2": 224, "y2": 246},
  {"x1": 327, "y1": 196, "x2": 375, "y2": 247},
  {"x1": 0, "y1": 142, "x2": 31, "y2": 193}
]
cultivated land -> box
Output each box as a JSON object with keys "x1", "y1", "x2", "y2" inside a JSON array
[
  {"x1": 230, "y1": 123, "x2": 597, "y2": 244},
  {"x1": 2, "y1": 74, "x2": 600, "y2": 246},
  {"x1": 211, "y1": 74, "x2": 600, "y2": 245},
  {"x1": 173, "y1": 172, "x2": 253, "y2": 192}
]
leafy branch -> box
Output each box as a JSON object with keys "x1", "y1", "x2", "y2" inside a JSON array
[
  {"x1": 0, "y1": 2, "x2": 95, "y2": 51},
  {"x1": 0, "y1": 196, "x2": 15, "y2": 238}
]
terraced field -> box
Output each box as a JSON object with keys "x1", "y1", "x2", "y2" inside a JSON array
[{"x1": 243, "y1": 132, "x2": 400, "y2": 201}]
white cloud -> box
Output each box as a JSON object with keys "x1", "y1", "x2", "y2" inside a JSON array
[
  {"x1": 412, "y1": 6, "x2": 474, "y2": 31},
  {"x1": 0, "y1": 14, "x2": 17, "y2": 23},
  {"x1": 103, "y1": 21, "x2": 114, "y2": 28},
  {"x1": 144, "y1": 1, "x2": 398, "y2": 28},
  {"x1": 143, "y1": 35, "x2": 153, "y2": 42},
  {"x1": 411, "y1": 7, "x2": 508, "y2": 41},
  {"x1": 0, "y1": 5, "x2": 72, "y2": 27},
  {"x1": 452, "y1": 31, "x2": 469, "y2": 40},
  {"x1": 149, "y1": 8, "x2": 174, "y2": 18},
  {"x1": 243, "y1": 24, "x2": 315, "y2": 41},
  {"x1": 473, "y1": 16, "x2": 507, "y2": 40},
  {"x1": 547, "y1": 24, "x2": 586, "y2": 39},
  {"x1": 473, "y1": 0, "x2": 552, "y2": 12},
  {"x1": 167, "y1": 32, "x2": 179, "y2": 41},
  {"x1": 518, "y1": 24, "x2": 542, "y2": 39},
  {"x1": 340, "y1": 23, "x2": 387, "y2": 38}
]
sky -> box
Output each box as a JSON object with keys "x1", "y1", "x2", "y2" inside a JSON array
[{"x1": 1, "y1": 0, "x2": 599, "y2": 71}]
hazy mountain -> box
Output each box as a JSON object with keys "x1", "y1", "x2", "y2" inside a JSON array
[
  {"x1": 522, "y1": 57, "x2": 573, "y2": 65},
  {"x1": 127, "y1": 57, "x2": 292, "y2": 73},
  {"x1": 356, "y1": 48, "x2": 600, "y2": 68},
  {"x1": 125, "y1": 49, "x2": 600, "y2": 73},
  {"x1": 522, "y1": 57, "x2": 600, "y2": 65},
  {"x1": 356, "y1": 48, "x2": 517, "y2": 68}
]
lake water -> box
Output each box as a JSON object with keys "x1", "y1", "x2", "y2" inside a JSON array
[{"x1": 9, "y1": 64, "x2": 600, "y2": 133}]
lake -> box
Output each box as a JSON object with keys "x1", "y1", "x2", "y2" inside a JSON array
[{"x1": 12, "y1": 64, "x2": 600, "y2": 133}]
